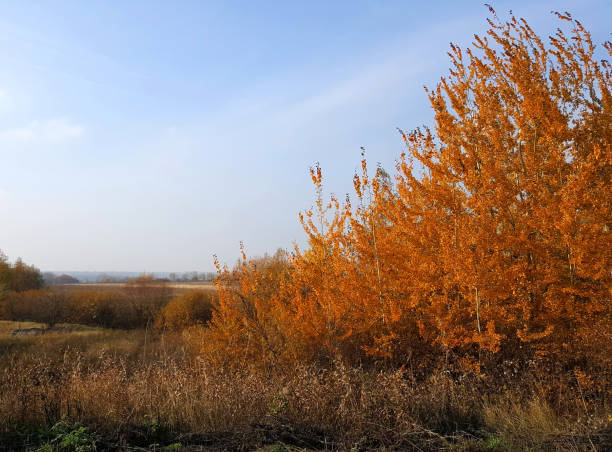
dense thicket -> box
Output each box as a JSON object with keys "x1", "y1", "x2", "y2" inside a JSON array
[
  {"x1": 207, "y1": 11, "x2": 611, "y2": 376},
  {"x1": 0, "y1": 283, "x2": 174, "y2": 329}
]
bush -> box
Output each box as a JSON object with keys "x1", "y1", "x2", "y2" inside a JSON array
[
  {"x1": 0, "y1": 289, "x2": 66, "y2": 328},
  {"x1": 155, "y1": 290, "x2": 216, "y2": 331},
  {"x1": 207, "y1": 11, "x2": 612, "y2": 373}
]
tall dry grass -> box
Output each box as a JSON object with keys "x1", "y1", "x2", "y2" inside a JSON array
[{"x1": 0, "y1": 323, "x2": 609, "y2": 450}]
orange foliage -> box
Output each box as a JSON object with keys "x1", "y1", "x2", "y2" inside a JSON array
[
  {"x1": 204, "y1": 248, "x2": 291, "y2": 366},
  {"x1": 154, "y1": 290, "x2": 215, "y2": 330},
  {"x1": 206, "y1": 11, "x2": 611, "y2": 372}
]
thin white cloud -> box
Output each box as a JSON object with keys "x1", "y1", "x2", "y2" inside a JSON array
[
  {"x1": 163, "y1": 50, "x2": 431, "y2": 149},
  {"x1": 277, "y1": 58, "x2": 428, "y2": 126},
  {"x1": 0, "y1": 117, "x2": 84, "y2": 143}
]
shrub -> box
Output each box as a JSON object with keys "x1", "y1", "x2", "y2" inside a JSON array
[
  {"x1": 207, "y1": 10, "x2": 612, "y2": 373},
  {"x1": 155, "y1": 290, "x2": 216, "y2": 331},
  {"x1": 0, "y1": 289, "x2": 66, "y2": 328}
]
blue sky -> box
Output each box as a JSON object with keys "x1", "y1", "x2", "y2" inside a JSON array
[{"x1": 0, "y1": 0, "x2": 609, "y2": 272}]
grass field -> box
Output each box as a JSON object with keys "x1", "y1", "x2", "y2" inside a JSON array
[{"x1": 0, "y1": 318, "x2": 609, "y2": 451}]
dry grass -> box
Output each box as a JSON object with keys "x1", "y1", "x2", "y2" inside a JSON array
[
  {"x1": 0, "y1": 320, "x2": 41, "y2": 336},
  {"x1": 0, "y1": 323, "x2": 609, "y2": 451},
  {"x1": 0, "y1": 320, "x2": 100, "y2": 336}
]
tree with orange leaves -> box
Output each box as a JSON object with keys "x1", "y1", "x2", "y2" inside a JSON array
[
  {"x1": 207, "y1": 9, "x2": 610, "y2": 371},
  {"x1": 392, "y1": 9, "x2": 610, "y2": 365},
  {"x1": 204, "y1": 246, "x2": 292, "y2": 367}
]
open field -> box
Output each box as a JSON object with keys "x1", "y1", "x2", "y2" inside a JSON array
[{"x1": 57, "y1": 281, "x2": 217, "y2": 292}]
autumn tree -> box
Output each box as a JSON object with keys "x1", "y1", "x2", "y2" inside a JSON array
[
  {"x1": 204, "y1": 246, "x2": 292, "y2": 367},
  {"x1": 0, "y1": 251, "x2": 9, "y2": 299},
  {"x1": 208, "y1": 10, "x2": 610, "y2": 372},
  {"x1": 389, "y1": 9, "x2": 611, "y2": 367},
  {"x1": 0, "y1": 252, "x2": 43, "y2": 293}
]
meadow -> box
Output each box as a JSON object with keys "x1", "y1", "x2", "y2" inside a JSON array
[{"x1": 0, "y1": 316, "x2": 609, "y2": 451}]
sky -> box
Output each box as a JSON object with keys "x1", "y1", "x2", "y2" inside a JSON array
[{"x1": 0, "y1": 0, "x2": 610, "y2": 272}]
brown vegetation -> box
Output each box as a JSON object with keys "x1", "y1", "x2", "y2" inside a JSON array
[
  {"x1": 0, "y1": 280, "x2": 175, "y2": 330},
  {"x1": 0, "y1": 323, "x2": 609, "y2": 451},
  {"x1": 154, "y1": 290, "x2": 216, "y2": 331}
]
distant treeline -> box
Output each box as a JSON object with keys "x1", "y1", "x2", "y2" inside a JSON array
[
  {"x1": 0, "y1": 269, "x2": 216, "y2": 330},
  {"x1": 96, "y1": 271, "x2": 216, "y2": 283},
  {"x1": 41, "y1": 271, "x2": 216, "y2": 284},
  {"x1": 43, "y1": 273, "x2": 80, "y2": 285},
  {"x1": 0, "y1": 251, "x2": 82, "y2": 290}
]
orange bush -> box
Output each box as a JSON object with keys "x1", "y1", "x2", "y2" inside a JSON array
[
  {"x1": 204, "y1": 248, "x2": 292, "y2": 366},
  {"x1": 155, "y1": 290, "x2": 216, "y2": 331},
  {"x1": 206, "y1": 10, "x2": 611, "y2": 372}
]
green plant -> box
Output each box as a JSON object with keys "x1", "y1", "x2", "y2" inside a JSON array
[
  {"x1": 485, "y1": 434, "x2": 510, "y2": 451},
  {"x1": 36, "y1": 420, "x2": 98, "y2": 452},
  {"x1": 35, "y1": 444, "x2": 54, "y2": 452},
  {"x1": 143, "y1": 413, "x2": 173, "y2": 444},
  {"x1": 269, "y1": 394, "x2": 289, "y2": 416}
]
